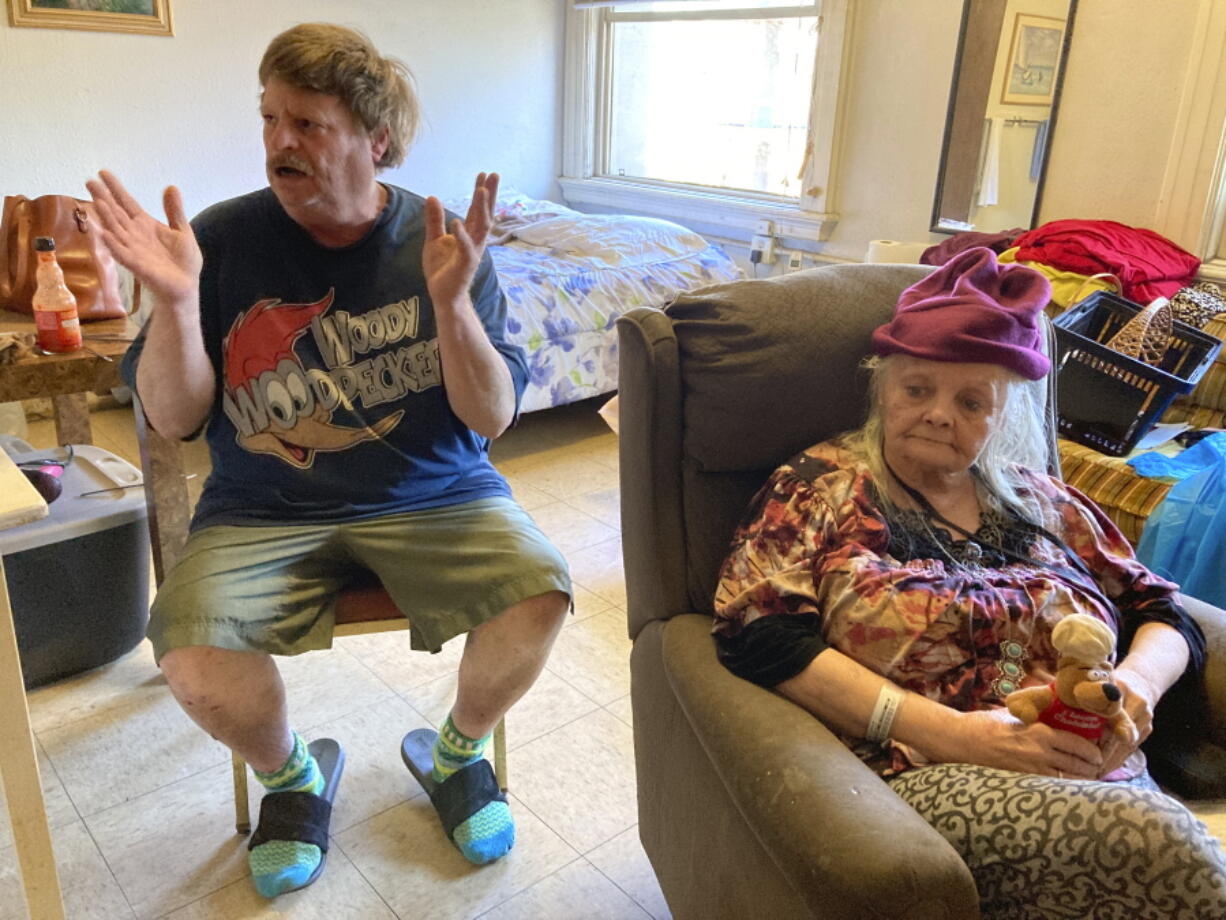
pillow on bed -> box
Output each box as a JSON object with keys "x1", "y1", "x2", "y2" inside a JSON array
[
  {"x1": 493, "y1": 192, "x2": 582, "y2": 222},
  {"x1": 511, "y1": 214, "x2": 711, "y2": 267},
  {"x1": 443, "y1": 189, "x2": 580, "y2": 222}
]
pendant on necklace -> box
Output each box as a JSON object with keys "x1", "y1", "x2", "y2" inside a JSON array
[{"x1": 991, "y1": 638, "x2": 1028, "y2": 698}]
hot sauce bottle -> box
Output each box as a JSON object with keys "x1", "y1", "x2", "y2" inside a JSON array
[{"x1": 31, "y1": 236, "x2": 82, "y2": 354}]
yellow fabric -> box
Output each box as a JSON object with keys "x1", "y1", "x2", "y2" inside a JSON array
[{"x1": 998, "y1": 247, "x2": 1120, "y2": 313}]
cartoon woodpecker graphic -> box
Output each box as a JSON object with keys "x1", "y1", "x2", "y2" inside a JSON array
[{"x1": 221, "y1": 291, "x2": 404, "y2": 468}]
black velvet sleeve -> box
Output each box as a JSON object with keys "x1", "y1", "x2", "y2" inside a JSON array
[
  {"x1": 1117, "y1": 595, "x2": 1207, "y2": 681},
  {"x1": 715, "y1": 613, "x2": 827, "y2": 687}
]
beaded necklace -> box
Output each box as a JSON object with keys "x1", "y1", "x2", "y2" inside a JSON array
[{"x1": 882, "y1": 460, "x2": 1119, "y2": 698}]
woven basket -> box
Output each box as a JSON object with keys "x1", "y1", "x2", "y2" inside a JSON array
[{"x1": 1106, "y1": 297, "x2": 1173, "y2": 366}]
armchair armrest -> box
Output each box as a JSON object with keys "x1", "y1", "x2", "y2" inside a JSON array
[
  {"x1": 1147, "y1": 595, "x2": 1226, "y2": 799},
  {"x1": 1182, "y1": 595, "x2": 1226, "y2": 747},
  {"x1": 661, "y1": 615, "x2": 979, "y2": 919}
]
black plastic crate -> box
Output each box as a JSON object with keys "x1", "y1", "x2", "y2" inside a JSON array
[{"x1": 1052, "y1": 291, "x2": 1221, "y2": 456}]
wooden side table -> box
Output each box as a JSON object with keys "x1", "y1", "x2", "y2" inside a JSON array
[
  {"x1": 0, "y1": 310, "x2": 137, "y2": 446},
  {"x1": 0, "y1": 308, "x2": 190, "y2": 593},
  {"x1": 0, "y1": 451, "x2": 63, "y2": 920}
]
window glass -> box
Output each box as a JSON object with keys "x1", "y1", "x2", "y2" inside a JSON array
[{"x1": 605, "y1": 13, "x2": 817, "y2": 196}]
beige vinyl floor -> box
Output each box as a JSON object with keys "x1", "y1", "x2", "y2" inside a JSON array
[
  {"x1": 0, "y1": 398, "x2": 668, "y2": 920},
  {"x1": 5, "y1": 399, "x2": 1226, "y2": 920}
]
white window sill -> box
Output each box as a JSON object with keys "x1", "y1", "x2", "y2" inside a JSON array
[
  {"x1": 558, "y1": 176, "x2": 839, "y2": 244},
  {"x1": 1197, "y1": 258, "x2": 1226, "y2": 285}
]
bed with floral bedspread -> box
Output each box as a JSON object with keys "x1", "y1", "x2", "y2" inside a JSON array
[{"x1": 478, "y1": 194, "x2": 743, "y2": 413}]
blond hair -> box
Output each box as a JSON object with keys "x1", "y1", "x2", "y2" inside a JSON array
[
  {"x1": 259, "y1": 23, "x2": 420, "y2": 169},
  {"x1": 845, "y1": 354, "x2": 1050, "y2": 526}
]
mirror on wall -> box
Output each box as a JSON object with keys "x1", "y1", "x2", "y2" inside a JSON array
[{"x1": 931, "y1": 0, "x2": 1077, "y2": 234}]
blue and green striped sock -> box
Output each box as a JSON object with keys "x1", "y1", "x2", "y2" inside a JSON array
[
  {"x1": 432, "y1": 714, "x2": 515, "y2": 864},
  {"x1": 249, "y1": 732, "x2": 325, "y2": 898}
]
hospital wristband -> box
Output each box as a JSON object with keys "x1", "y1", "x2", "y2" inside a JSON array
[{"x1": 866, "y1": 681, "x2": 906, "y2": 743}]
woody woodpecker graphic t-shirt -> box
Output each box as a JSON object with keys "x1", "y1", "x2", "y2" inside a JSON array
[{"x1": 121, "y1": 184, "x2": 528, "y2": 530}]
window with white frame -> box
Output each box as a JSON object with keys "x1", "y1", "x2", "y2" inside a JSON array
[{"x1": 562, "y1": 0, "x2": 853, "y2": 243}]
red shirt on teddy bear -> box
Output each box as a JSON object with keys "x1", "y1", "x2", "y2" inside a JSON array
[{"x1": 1035, "y1": 681, "x2": 1109, "y2": 741}]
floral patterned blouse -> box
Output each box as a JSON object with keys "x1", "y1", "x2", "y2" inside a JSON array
[{"x1": 712, "y1": 438, "x2": 1200, "y2": 777}]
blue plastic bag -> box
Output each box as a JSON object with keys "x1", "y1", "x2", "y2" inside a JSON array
[
  {"x1": 1128, "y1": 431, "x2": 1226, "y2": 480},
  {"x1": 1136, "y1": 453, "x2": 1226, "y2": 607}
]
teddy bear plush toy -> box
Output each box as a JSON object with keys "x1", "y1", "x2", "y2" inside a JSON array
[{"x1": 1005, "y1": 613, "x2": 1139, "y2": 747}]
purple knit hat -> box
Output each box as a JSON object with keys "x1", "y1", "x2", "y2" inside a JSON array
[{"x1": 871, "y1": 247, "x2": 1052, "y2": 380}]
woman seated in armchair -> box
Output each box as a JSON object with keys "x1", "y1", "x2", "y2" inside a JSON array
[{"x1": 713, "y1": 248, "x2": 1226, "y2": 919}]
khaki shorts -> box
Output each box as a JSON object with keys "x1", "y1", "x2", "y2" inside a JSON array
[{"x1": 147, "y1": 496, "x2": 571, "y2": 661}]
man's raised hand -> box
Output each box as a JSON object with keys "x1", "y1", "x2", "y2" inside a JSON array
[
  {"x1": 422, "y1": 171, "x2": 500, "y2": 308},
  {"x1": 86, "y1": 170, "x2": 202, "y2": 305}
]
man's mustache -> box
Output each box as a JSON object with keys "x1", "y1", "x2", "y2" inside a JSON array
[{"x1": 268, "y1": 154, "x2": 314, "y2": 176}]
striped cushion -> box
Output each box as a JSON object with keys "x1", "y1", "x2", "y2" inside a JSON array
[
  {"x1": 1057, "y1": 439, "x2": 1173, "y2": 545},
  {"x1": 1162, "y1": 400, "x2": 1225, "y2": 429}
]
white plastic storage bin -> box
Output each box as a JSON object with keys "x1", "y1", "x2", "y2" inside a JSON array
[{"x1": 0, "y1": 436, "x2": 150, "y2": 688}]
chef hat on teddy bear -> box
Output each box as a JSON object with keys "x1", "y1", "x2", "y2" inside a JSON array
[{"x1": 1051, "y1": 614, "x2": 1115, "y2": 663}]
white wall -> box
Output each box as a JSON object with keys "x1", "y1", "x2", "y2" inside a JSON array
[
  {"x1": 727, "y1": 0, "x2": 1214, "y2": 271},
  {"x1": 1040, "y1": 0, "x2": 1200, "y2": 231},
  {"x1": 819, "y1": 0, "x2": 964, "y2": 263},
  {"x1": 0, "y1": 0, "x2": 562, "y2": 221}
]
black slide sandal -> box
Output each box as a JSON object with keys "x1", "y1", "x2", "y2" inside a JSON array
[
  {"x1": 248, "y1": 738, "x2": 345, "y2": 891},
  {"x1": 401, "y1": 727, "x2": 507, "y2": 849}
]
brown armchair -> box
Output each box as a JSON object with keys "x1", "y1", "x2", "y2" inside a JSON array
[{"x1": 615, "y1": 263, "x2": 1226, "y2": 919}]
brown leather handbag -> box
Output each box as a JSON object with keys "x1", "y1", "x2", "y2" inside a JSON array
[{"x1": 0, "y1": 194, "x2": 126, "y2": 320}]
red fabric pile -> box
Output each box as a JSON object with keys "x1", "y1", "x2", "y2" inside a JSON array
[{"x1": 1012, "y1": 219, "x2": 1200, "y2": 304}]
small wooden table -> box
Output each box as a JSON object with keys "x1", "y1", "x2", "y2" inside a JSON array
[
  {"x1": 0, "y1": 306, "x2": 190, "y2": 615},
  {"x1": 0, "y1": 451, "x2": 63, "y2": 920},
  {"x1": 0, "y1": 310, "x2": 137, "y2": 446}
]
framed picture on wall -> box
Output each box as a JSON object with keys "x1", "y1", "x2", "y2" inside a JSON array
[
  {"x1": 1000, "y1": 13, "x2": 1065, "y2": 106},
  {"x1": 6, "y1": 0, "x2": 173, "y2": 36}
]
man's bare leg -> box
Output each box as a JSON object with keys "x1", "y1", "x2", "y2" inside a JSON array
[
  {"x1": 160, "y1": 644, "x2": 327, "y2": 896},
  {"x1": 451, "y1": 590, "x2": 570, "y2": 738},
  {"x1": 429, "y1": 589, "x2": 569, "y2": 865},
  {"x1": 159, "y1": 645, "x2": 292, "y2": 771}
]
